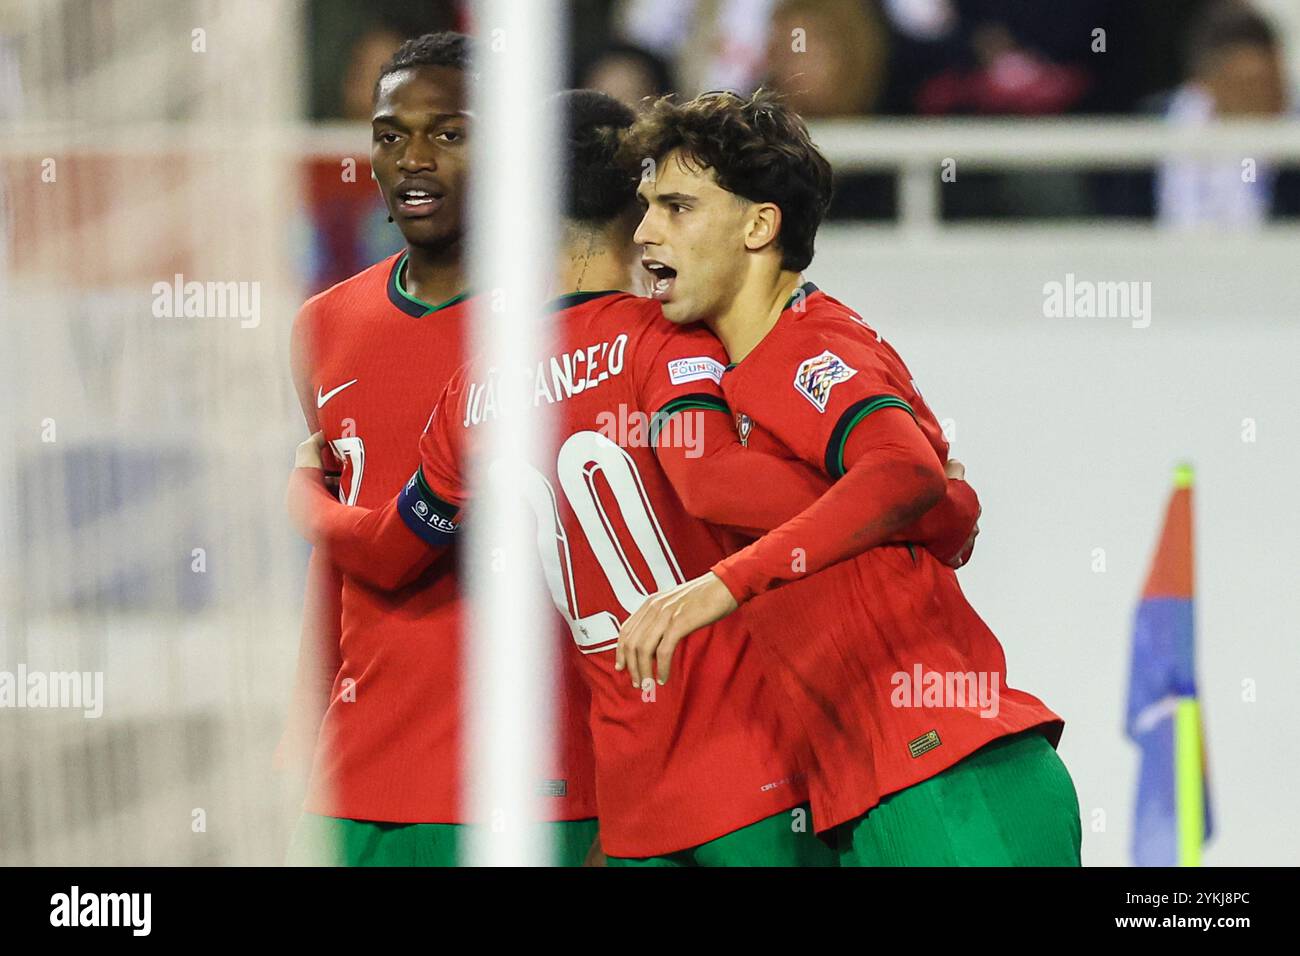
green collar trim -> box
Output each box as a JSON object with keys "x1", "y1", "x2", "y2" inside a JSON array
[{"x1": 390, "y1": 251, "x2": 469, "y2": 316}]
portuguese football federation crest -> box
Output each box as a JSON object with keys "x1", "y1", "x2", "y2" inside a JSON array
[{"x1": 736, "y1": 412, "x2": 753, "y2": 447}]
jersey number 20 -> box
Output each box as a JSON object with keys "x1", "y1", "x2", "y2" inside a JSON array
[{"x1": 516, "y1": 431, "x2": 684, "y2": 654}]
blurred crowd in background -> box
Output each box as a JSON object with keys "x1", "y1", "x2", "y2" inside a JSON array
[{"x1": 303, "y1": 0, "x2": 1300, "y2": 290}]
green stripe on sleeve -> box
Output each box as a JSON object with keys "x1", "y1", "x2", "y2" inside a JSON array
[
  {"x1": 649, "y1": 393, "x2": 730, "y2": 448},
  {"x1": 823, "y1": 395, "x2": 915, "y2": 478}
]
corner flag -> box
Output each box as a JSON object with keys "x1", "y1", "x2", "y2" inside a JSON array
[{"x1": 1124, "y1": 463, "x2": 1213, "y2": 866}]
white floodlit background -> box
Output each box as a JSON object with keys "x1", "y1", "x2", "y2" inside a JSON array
[{"x1": 1, "y1": 0, "x2": 1298, "y2": 865}]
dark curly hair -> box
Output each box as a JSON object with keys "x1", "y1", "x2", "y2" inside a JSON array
[
  {"x1": 558, "y1": 90, "x2": 638, "y2": 224},
  {"x1": 373, "y1": 32, "x2": 473, "y2": 102},
  {"x1": 619, "y1": 90, "x2": 833, "y2": 272}
]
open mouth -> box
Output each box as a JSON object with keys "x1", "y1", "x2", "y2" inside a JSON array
[
  {"x1": 643, "y1": 259, "x2": 677, "y2": 300},
  {"x1": 395, "y1": 186, "x2": 445, "y2": 217}
]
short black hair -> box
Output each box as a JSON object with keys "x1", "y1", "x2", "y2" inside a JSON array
[
  {"x1": 1186, "y1": 2, "x2": 1278, "y2": 73},
  {"x1": 558, "y1": 89, "x2": 638, "y2": 224},
  {"x1": 373, "y1": 31, "x2": 473, "y2": 102},
  {"x1": 621, "y1": 90, "x2": 833, "y2": 272}
]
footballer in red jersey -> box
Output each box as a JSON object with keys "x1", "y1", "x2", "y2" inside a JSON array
[
  {"x1": 286, "y1": 90, "x2": 981, "y2": 863},
  {"x1": 617, "y1": 91, "x2": 1081, "y2": 866},
  {"x1": 279, "y1": 34, "x2": 597, "y2": 867},
  {"x1": 408, "y1": 294, "x2": 831, "y2": 861}
]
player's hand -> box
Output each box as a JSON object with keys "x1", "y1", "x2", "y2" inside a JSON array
[
  {"x1": 615, "y1": 572, "x2": 738, "y2": 688},
  {"x1": 943, "y1": 459, "x2": 979, "y2": 568},
  {"x1": 295, "y1": 431, "x2": 326, "y2": 470},
  {"x1": 950, "y1": 508, "x2": 980, "y2": 568}
]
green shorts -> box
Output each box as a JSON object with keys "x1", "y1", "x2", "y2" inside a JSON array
[
  {"x1": 836, "y1": 729, "x2": 1082, "y2": 867},
  {"x1": 607, "y1": 805, "x2": 837, "y2": 867},
  {"x1": 287, "y1": 814, "x2": 599, "y2": 867}
]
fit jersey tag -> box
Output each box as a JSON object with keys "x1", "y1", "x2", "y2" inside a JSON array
[
  {"x1": 537, "y1": 779, "x2": 568, "y2": 797},
  {"x1": 908, "y1": 730, "x2": 942, "y2": 758}
]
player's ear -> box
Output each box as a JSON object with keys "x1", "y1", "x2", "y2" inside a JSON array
[{"x1": 744, "y1": 202, "x2": 782, "y2": 255}]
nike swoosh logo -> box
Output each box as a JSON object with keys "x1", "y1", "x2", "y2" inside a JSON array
[{"x1": 316, "y1": 379, "x2": 358, "y2": 408}]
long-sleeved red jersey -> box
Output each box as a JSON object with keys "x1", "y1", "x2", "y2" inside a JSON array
[
  {"x1": 286, "y1": 252, "x2": 597, "y2": 824},
  {"x1": 714, "y1": 283, "x2": 1064, "y2": 832}
]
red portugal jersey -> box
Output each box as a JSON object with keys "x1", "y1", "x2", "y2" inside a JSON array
[
  {"x1": 411, "y1": 291, "x2": 811, "y2": 857},
  {"x1": 290, "y1": 252, "x2": 597, "y2": 823},
  {"x1": 720, "y1": 283, "x2": 1063, "y2": 831}
]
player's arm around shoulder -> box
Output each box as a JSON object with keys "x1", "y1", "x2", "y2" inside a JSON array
[{"x1": 777, "y1": 316, "x2": 979, "y2": 565}]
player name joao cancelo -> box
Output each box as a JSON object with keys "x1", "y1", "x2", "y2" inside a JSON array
[
  {"x1": 458, "y1": 333, "x2": 704, "y2": 456},
  {"x1": 461, "y1": 333, "x2": 629, "y2": 428}
]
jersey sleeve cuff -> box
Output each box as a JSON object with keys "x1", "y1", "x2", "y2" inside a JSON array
[
  {"x1": 397, "y1": 467, "x2": 462, "y2": 548},
  {"x1": 710, "y1": 557, "x2": 755, "y2": 605}
]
